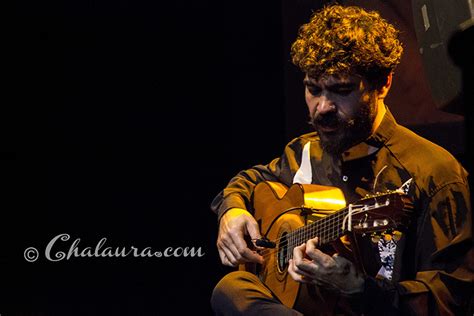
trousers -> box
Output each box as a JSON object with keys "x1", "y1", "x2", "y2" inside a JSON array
[{"x1": 210, "y1": 271, "x2": 303, "y2": 316}]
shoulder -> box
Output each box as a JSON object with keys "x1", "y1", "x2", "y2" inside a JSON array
[{"x1": 388, "y1": 124, "x2": 468, "y2": 196}]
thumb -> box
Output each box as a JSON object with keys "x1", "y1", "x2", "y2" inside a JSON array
[{"x1": 245, "y1": 218, "x2": 261, "y2": 240}]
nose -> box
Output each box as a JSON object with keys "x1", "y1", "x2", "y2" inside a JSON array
[{"x1": 317, "y1": 96, "x2": 335, "y2": 115}]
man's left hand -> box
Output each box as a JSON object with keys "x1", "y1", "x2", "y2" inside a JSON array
[{"x1": 288, "y1": 237, "x2": 365, "y2": 295}]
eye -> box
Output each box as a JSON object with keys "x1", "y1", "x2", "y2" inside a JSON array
[
  {"x1": 306, "y1": 85, "x2": 322, "y2": 96},
  {"x1": 330, "y1": 85, "x2": 356, "y2": 96},
  {"x1": 331, "y1": 87, "x2": 353, "y2": 96}
]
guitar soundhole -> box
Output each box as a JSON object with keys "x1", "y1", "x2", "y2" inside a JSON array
[{"x1": 277, "y1": 232, "x2": 288, "y2": 272}]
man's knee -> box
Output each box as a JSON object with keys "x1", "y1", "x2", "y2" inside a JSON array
[
  {"x1": 211, "y1": 271, "x2": 262, "y2": 314},
  {"x1": 210, "y1": 271, "x2": 302, "y2": 316},
  {"x1": 211, "y1": 271, "x2": 253, "y2": 307}
]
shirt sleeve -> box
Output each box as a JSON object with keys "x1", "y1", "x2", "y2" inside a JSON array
[
  {"x1": 360, "y1": 181, "x2": 473, "y2": 316},
  {"x1": 210, "y1": 137, "x2": 307, "y2": 221}
]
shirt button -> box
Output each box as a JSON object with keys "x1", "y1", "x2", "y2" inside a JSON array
[{"x1": 342, "y1": 175, "x2": 349, "y2": 182}]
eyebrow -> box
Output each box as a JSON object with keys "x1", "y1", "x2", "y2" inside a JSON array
[
  {"x1": 302, "y1": 79, "x2": 314, "y2": 86},
  {"x1": 303, "y1": 79, "x2": 358, "y2": 89},
  {"x1": 327, "y1": 83, "x2": 358, "y2": 89}
]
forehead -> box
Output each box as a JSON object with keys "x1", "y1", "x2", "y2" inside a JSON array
[{"x1": 304, "y1": 73, "x2": 363, "y2": 86}]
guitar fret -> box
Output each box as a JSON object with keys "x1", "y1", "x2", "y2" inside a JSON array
[
  {"x1": 323, "y1": 215, "x2": 327, "y2": 243},
  {"x1": 283, "y1": 206, "x2": 352, "y2": 265},
  {"x1": 310, "y1": 209, "x2": 348, "y2": 245},
  {"x1": 331, "y1": 213, "x2": 335, "y2": 241}
]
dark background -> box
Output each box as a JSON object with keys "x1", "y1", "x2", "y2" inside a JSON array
[
  {"x1": 10, "y1": 0, "x2": 286, "y2": 314},
  {"x1": 8, "y1": 0, "x2": 471, "y2": 315}
]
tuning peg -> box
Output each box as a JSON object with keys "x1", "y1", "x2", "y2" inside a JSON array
[
  {"x1": 392, "y1": 230, "x2": 402, "y2": 241},
  {"x1": 371, "y1": 234, "x2": 381, "y2": 244}
]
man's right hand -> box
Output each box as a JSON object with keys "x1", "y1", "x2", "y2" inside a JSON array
[{"x1": 217, "y1": 208, "x2": 264, "y2": 267}]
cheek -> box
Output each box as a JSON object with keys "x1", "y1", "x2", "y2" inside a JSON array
[
  {"x1": 305, "y1": 94, "x2": 317, "y2": 116},
  {"x1": 337, "y1": 102, "x2": 357, "y2": 118},
  {"x1": 335, "y1": 96, "x2": 364, "y2": 118}
]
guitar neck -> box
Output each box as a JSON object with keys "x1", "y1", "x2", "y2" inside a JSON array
[
  {"x1": 285, "y1": 207, "x2": 348, "y2": 262},
  {"x1": 271, "y1": 188, "x2": 410, "y2": 266}
]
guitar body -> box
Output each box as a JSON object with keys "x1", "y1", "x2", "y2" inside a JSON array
[{"x1": 241, "y1": 181, "x2": 347, "y2": 311}]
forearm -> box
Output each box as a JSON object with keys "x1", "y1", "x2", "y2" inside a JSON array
[{"x1": 211, "y1": 160, "x2": 284, "y2": 221}]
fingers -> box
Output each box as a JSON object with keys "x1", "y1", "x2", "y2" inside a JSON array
[
  {"x1": 232, "y1": 225, "x2": 264, "y2": 264},
  {"x1": 242, "y1": 248, "x2": 264, "y2": 264},
  {"x1": 290, "y1": 238, "x2": 337, "y2": 284},
  {"x1": 219, "y1": 252, "x2": 234, "y2": 267},
  {"x1": 292, "y1": 242, "x2": 305, "y2": 263},
  {"x1": 219, "y1": 230, "x2": 263, "y2": 265},
  {"x1": 217, "y1": 242, "x2": 239, "y2": 267},
  {"x1": 288, "y1": 259, "x2": 311, "y2": 283},
  {"x1": 217, "y1": 208, "x2": 264, "y2": 266},
  {"x1": 293, "y1": 242, "x2": 319, "y2": 274},
  {"x1": 291, "y1": 259, "x2": 317, "y2": 279},
  {"x1": 289, "y1": 243, "x2": 318, "y2": 284},
  {"x1": 305, "y1": 237, "x2": 336, "y2": 270},
  {"x1": 243, "y1": 217, "x2": 264, "y2": 263},
  {"x1": 218, "y1": 249, "x2": 235, "y2": 267},
  {"x1": 290, "y1": 237, "x2": 364, "y2": 294},
  {"x1": 217, "y1": 241, "x2": 262, "y2": 266},
  {"x1": 245, "y1": 219, "x2": 262, "y2": 241}
]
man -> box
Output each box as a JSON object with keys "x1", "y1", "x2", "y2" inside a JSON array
[{"x1": 210, "y1": 5, "x2": 473, "y2": 315}]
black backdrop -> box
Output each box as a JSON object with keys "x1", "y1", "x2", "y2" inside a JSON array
[
  {"x1": 8, "y1": 0, "x2": 472, "y2": 315},
  {"x1": 10, "y1": 0, "x2": 286, "y2": 315}
]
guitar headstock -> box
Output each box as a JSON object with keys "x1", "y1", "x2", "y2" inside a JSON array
[{"x1": 348, "y1": 191, "x2": 413, "y2": 234}]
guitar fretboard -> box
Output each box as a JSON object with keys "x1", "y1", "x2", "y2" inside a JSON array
[{"x1": 284, "y1": 207, "x2": 349, "y2": 264}]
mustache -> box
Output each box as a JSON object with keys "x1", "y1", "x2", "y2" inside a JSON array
[{"x1": 309, "y1": 112, "x2": 353, "y2": 130}]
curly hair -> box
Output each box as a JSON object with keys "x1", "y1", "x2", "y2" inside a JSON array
[{"x1": 291, "y1": 5, "x2": 403, "y2": 88}]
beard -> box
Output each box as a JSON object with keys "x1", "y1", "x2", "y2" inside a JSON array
[{"x1": 309, "y1": 94, "x2": 377, "y2": 155}]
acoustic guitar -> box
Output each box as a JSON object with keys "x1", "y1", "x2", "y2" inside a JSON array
[{"x1": 240, "y1": 181, "x2": 413, "y2": 312}]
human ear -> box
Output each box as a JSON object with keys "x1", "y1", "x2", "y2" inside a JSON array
[{"x1": 378, "y1": 72, "x2": 393, "y2": 99}]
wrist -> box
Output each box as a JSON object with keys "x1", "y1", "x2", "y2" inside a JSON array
[{"x1": 340, "y1": 274, "x2": 365, "y2": 296}]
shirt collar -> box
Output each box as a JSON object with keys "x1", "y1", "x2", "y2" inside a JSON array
[
  {"x1": 365, "y1": 108, "x2": 397, "y2": 148},
  {"x1": 341, "y1": 108, "x2": 397, "y2": 161}
]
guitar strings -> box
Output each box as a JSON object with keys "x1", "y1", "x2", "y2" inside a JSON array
[
  {"x1": 260, "y1": 205, "x2": 346, "y2": 247},
  {"x1": 257, "y1": 193, "x2": 398, "y2": 257},
  {"x1": 254, "y1": 228, "x2": 401, "y2": 283},
  {"x1": 243, "y1": 194, "x2": 404, "y2": 281},
  {"x1": 256, "y1": 209, "x2": 348, "y2": 259},
  {"x1": 255, "y1": 201, "x2": 398, "y2": 260},
  {"x1": 257, "y1": 211, "x2": 344, "y2": 258},
  {"x1": 257, "y1": 208, "x2": 395, "y2": 260}
]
